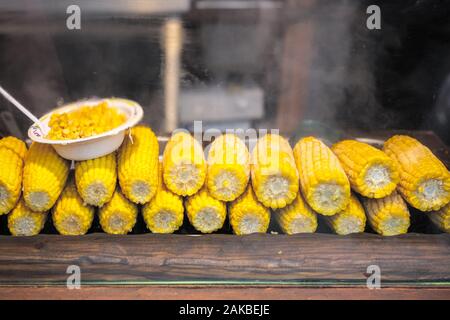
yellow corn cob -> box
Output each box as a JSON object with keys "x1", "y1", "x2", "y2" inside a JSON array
[
  {"x1": 0, "y1": 136, "x2": 27, "y2": 159},
  {"x1": 293, "y1": 136, "x2": 351, "y2": 216},
  {"x1": 274, "y1": 193, "x2": 317, "y2": 234},
  {"x1": 142, "y1": 161, "x2": 184, "y2": 233},
  {"x1": 23, "y1": 143, "x2": 70, "y2": 212},
  {"x1": 428, "y1": 203, "x2": 450, "y2": 233},
  {"x1": 363, "y1": 191, "x2": 410, "y2": 236},
  {"x1": 118, "y1": 126, "x2": 159, "y2": 204},
  {"x1": 75, "y1": 152, "x2": 117, "y2": 207},
  {"x1": 0, "y1": 147, "x2": 23, "y2": 215},
  {"x1": 207, "y1": 134, "x2": 250, "y2": 201},
  {"x1": 332, "y1": 140, "x2": 399, "y2": 198},
  {"x1": 229, "y1": 184, "x2": 270, "y2": 235},
  {"x1": 324, "y1": 194, "x2": 366, "y2": 235},
  {"x1": 383, "y1": 135, "x2": 450, "y2": 211},
  {"x1": 185, "y1": 186, "x2": 226, "y2": 233},
  {"x1": 8, "y1": 198, "x2": 47, "y2": 236},
  {"x1": 99, "y1": 188, "x2": 138, "y2": 234},
  {"x1": 251, "y1": 134, "x2": 299, "y2": 209},
  {"x1": 52, "y1": 181, "x2": 95, "y2": 235},
  {"x1": 163, "y1": 131, "x2": 206, "y2": 196}
]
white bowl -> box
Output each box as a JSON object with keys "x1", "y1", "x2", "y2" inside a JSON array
[{"x1": 28, "y1": 97, "x2": 143, "y2": 161}]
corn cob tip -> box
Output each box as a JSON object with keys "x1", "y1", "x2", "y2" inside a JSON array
[
  {"x1": 274, "y1": 193, "x2": 317, "y2": 234},
  {"x1": 0, "y1": 136, "x2": 27, "y2": 159},
  {"x1": 428, "y1": 203, "x2": 450, "y2": 233},
  {"x1": 25, "y1": 191, "x2": 50, "y2": 212},
  {"x1": 99, "y1": 189, "x2": 138, "y2": 235},
  {"x1": 324, "y1": 194, "x2": 366, "y2": 235},
  {"x1": 185, "y1": 187, "x2": 226, "y2": 233},
  {"x1": 8, "y1": 199, "x2": 47, "y2": 236},
  {"x1": 364, "y1": 192, "x2": 410, "y2": 236},
  {"x1": 229, "y1": 185, "x2": 270, "y2": 235},
  {"x1": 165, "y1": 162, "x2": 205, "y2": 196},
  {"x1": 383, "y1": 135, "x2": 450, "y2": 211},
  {"x1": 310, "y1": 183, "x2": 349, "y2": 216}
]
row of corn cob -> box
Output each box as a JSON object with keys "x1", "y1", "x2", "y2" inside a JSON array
[{"x1": 1, "y1": 129, "x2": 449, "y2": 236}]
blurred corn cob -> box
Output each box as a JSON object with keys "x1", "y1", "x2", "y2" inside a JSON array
[
  {"x1": 52, "y1": 180, "x2": 95, "y2": 235},
  {"x1": 324, "y1": 194, "x2": 366, "y2": 235},
  {"x1": 8, "y1": 198, "x2": 47, "y2": 236},
  {"x1": 363, "y1": 191, "x2": 410, "y2": 236},
  {"x1": 142, "y1": 162, "x2": 184, "y2": 233},
  {"x1": 0, "y1": 142, "x2": 25, "y2": 215},
  {"x1": 207, "y1": 134, "x2": 250, "y2": 201},
  {"x1": 0, "y1": 136, "x2": 27, "y2": 159},
  {"x1": 332, "y1": 140, "x2": 399, "y2": 198},
  {"x1": 75, "y1": 152, "x2": 117, "y2": 207},
  {"x1": 383, "y1": 135, "x2": 450, "y2": 211},
  {"x1": 428, "y1": 203, "x2": 450, "y2": 233},
  {"x1": 274, "y1": 193, "x2": 317, "y2": 234},
  {"x1": 163, "y1": 131, "x2": 206, "y2": 196},
  {"x1": 118, "y1": 126, "x2": 159, "y2": 204},
  {"x1": 99, "y1": 188, "x2": 138, "y2": 234},
  {"x1": 23, "y1": 143, "x2": 70, "y2": 212},
  {"x1": 229, "y1": 184, "x2": 270, "y2": 235},
  {"x1": 251, "y1": 134, "x2": 299, "y2": 209},
  {"x1": 185, "y1": 187, "x2": 226, "y2": 233},
  {"x1": 293, "y1": 136, "x2": 350, "y2": 216}
]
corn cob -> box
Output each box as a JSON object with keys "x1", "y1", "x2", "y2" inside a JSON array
[
  {"x1": 75, "y1": 152, "x2": 117, "y2": 207},
  {"x1": 0, "y1": 147, "x2": 23, "y2": 215},
  {"x1": 207, "y1": 134, "x2": 250, "y2": 201},
  {"x1": 428, "y1": 203, "x2": 450, "y2": 233},
  {"x1": 363, "y1": 191, "x2": 410, "y2": 236},
  {"x1": 324, "y1": 194, "x2": 366, "y2": 235},
  {"x1": 99, "y1": 188, "x2": 138, "y2": 234},
  {"x1": 332, "y1": 140, "x2": 399, "y2": 198},
  {"x1": 383, "y1": 135, "x2": 450, "y2": 211},
  {"x1": 185, "y1": 186, "x2": 226, "y2": 233},
  {"x1": 142, "y1": 162, "x2": 184, "y2": 233},
  {"x1": 8, "y1": 198, "x2": 47, "y2": 236},
  {"x1": 23, "y1": 143, "x2": 70, "y2": 212},
  {"x1": 163, "y1": 131, "x2": 206, "y2": 196},
  {"x1": 0, "y1": 136, "x2": 27, "y2": 159},
  {"x1": 251, "y1": 134, "x2": 299, "y2": 209},
  {"x1": 52, "y1": 180, "x2": 95, "y2": 235},
  {"x1": 118, "y1": 126, "x2": 159, "y2": 204},
  {"x1": 229, "y1": 184, "x2": 270, "y2": 235},
  {"x1": 274, "y1": 193, "x2": 317, "y2": 234},
  {"x1": 293, "y1": 136, "x2": 351, "y2": 216}
]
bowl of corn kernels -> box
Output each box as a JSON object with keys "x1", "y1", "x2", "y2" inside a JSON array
[{"x1": 28, "y1": 97, "x2": 143, "y2": 161}]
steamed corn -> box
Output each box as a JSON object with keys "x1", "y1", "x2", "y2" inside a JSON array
[
  {"x1": 274, "y1": 193, "x2": 317, "y2": 234},
  {"x1": 429, "y1": 203, "x2": 450, "y2": 233},
  {"x1": 229, "y1": 184, "x2": 270, "y2": 235},
  {"x1": 99, "y1": 188, "x2": 138, "y2": 234},
  {"x1": 23, "y1": 143, "x2": 70, "y2": 212},
  {"x1": 185, "y1": 187, "x2": 226, "y2": 233},
  {"x1": 52, "y1": 180, "x2": 95, "y2": 235},
  {"x1": 8, "y1": 198, "x2": 47, "y2": 236},
  {"x1": 118, "y1": 126, "x2": 159, "y2": 204},
  {"x1": 163, "y1": 132, "x2": 206, "y2": 196},
  {"x1": 0, "y1": 146, "x2": 24, "y2": 215},
  {"x1": 142, "y1": 162, "x2": 184, "y2": 233},
  {"x1": 75, "y1": 152, "x2": 117, "y2": 207},
  {"x1": 332, "y1": 140, "x2": 399, "y2": 198},
  {"x1": 363, "y1": 191, "x2": 410, "y2": 236},
  {"x1": 383, "y1": 135, "x2": 450, "y2": 211},
  {"x1": 251, "y1": 134, "x2": 299, "y2": 209},
  {"x1": 0, "y1": 136, "x2": 27, "y2": 159},
  {"x1": 294, "y1": 136, "x2": 350, "y2": 216},
  {"x1": 324, "y1": 194, "x2": 366, "y2": 235},
  {"x1": 207, "y1": 134, "x2": 250, "y2": 201}
]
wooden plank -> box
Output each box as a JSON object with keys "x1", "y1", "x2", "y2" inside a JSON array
[
  {"x1": 1, "y1": 285, "x2": 449, "y2": 300},
  {"x1": 0, "y1": 233, "x2": 448, "y2": 284}
]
